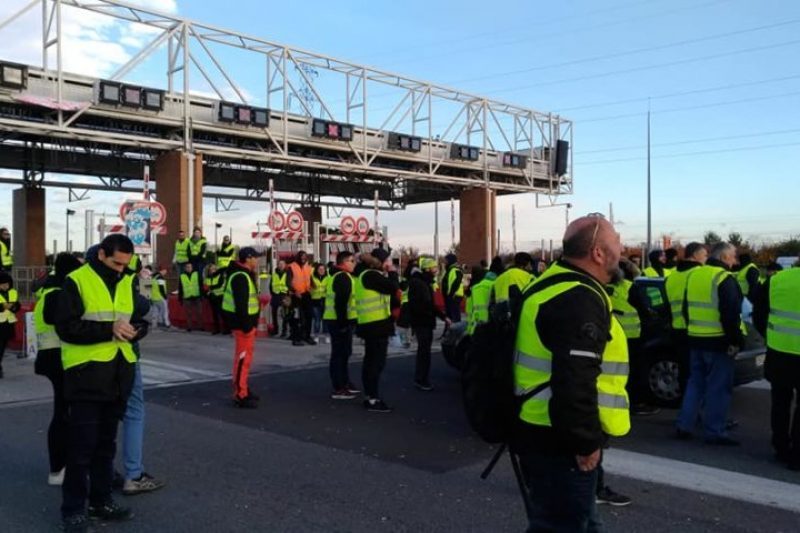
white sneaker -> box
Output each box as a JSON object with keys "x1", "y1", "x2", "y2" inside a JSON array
[{"x1": 48, "y1": 468, "x2": 65, "y2": 486}]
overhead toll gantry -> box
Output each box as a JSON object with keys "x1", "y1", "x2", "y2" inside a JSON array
[{"x1": 0, "y1": 0, "x2": 572, "y2": 267}]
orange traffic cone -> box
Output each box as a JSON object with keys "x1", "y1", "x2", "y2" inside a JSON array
[{"x1": 256, "y1": 308, "x2": 270, "y2": 338}]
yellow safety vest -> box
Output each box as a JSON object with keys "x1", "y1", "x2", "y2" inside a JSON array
[
  {"x1": 446, "y1": 266, "x2": 465, "y2": 298},
  {"x1": 514, "y1": 264, "x2": 630, "y2": 437},
  {"x1": 150, "y1": 274, "x2": 165, "y2": 302},
  {"x1": 174, "y1": 239, "x2": 190, "y2": 263},
  {"x1": 685, "y1": 265, "x2": 745, "y2": 338},
  {"x1": 466, "y1": 277, "x2": 494, "y2": 335},
  {"x1": 665, "y1": 267, "x2": 696, "y2": 330},
  {"x1": 0, "y1": 288, "x2": 19, "y2": 324},
  {"x1": 643, "y1": 266, "x2": 661, "y2": 278},
  {"x1": 766, "y1": 268, "x2": 800, "y2": 355},
  {"x1": 0, "y1": 240, "x2": 12, "y2": 268},
  {"x1": 206, "y1": 273, "x2": 225, "y2": 297},
  {"x1": 493, "y1": 267, "x2": 533, "y2": 304},
  {"x1": 608, "y1": 279, "x2": 640, "y2": 340},
  {"x1": 271, "y1": 271, "x2": 288, "y2": 294},
  {"x1": 736, "y1": 263, "x2": 763, "y2": 298},
  {"x1": 400, "y1": 289, "x2": 409, "y2": 305},
  {"x1": 34, "y1": 287, "x2": 60, "y2": 350},
  {"x1": 323, "y1": 271, "x2": 357, "y2": 321},
  {"x1": 311, "y1": 275, "x2": 330, "y2": 301},
  {"x1": 222, "y1": 271, "x2": 260, "y2": 316},
  {"x1": 216, "y1": 244, "x2": 236, "y2": 268},
  {"x1": 189, "y1": 238, "x2": 207, "y2": 258},
  {"x1": 180, "y1": 272, "x2": 200, "y2": 299},
  {"x1": 60, "y1": 265, "x2": 136, "y2": 370},
  {"x1": 354, "y1": 270, "x2": 391, "y2": 325}
]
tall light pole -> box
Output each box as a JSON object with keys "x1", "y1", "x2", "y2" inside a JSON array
[
  {"x1": 646, "y1": 102, "x2": 652, "y2": 266},
  {"x1": 66, "y1": 208, "x2": 76, "y2": 252},
  {"x1": 214, "y1": 222, "x2": 222, "y2": 249}
]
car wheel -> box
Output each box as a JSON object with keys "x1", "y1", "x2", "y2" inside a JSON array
[{"x1": 647, "y1": 354, "x2": 685, "y2": 407}]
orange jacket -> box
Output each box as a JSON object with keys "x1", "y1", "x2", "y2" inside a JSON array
[{"x1": 288, "y1": 262, "x2": 313, "y2": 294}]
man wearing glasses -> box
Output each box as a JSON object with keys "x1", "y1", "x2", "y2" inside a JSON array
[{"x1": 511, "y1": 213, "x2": 630, "y2": 531}]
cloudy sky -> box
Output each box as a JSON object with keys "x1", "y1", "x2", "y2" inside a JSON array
[{"x1": 1, "y1": 0, "x2": 798, "y2": 255}]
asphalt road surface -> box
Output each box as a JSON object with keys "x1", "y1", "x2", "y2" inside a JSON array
[{"x1": 1, "y1": 329, "x2": 798, "y2": 532}]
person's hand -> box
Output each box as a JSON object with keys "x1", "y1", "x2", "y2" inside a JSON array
[
  {"x1": 575, "y1": 449, "x2": 601, "y2": 472},
  {"x1": 113, "y1": 320, "x2": 138, "y2": 341},
  {"x1": 444, "y1": 318, "x2": 452, "y2": 328}
]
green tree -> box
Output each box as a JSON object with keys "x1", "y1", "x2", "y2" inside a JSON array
[
  {"x1": 727, "y1": 232, "x2": 744, "y2": 248},
  {"x1": 703, "y1": 231, "x2": 722, "y2": 246}
]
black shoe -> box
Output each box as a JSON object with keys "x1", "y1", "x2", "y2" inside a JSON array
[
  {"x1": 705, "y1": 435, "x2": 740, "y2": 446},
  {"x1": 280, "y1": 331, "x2": 288, "y2": 338},
  {"x1": 62, "y1": 514, "x2": 92, "y2": 533},
  {"x1": 632, "y1": 404, "x2": 661, "y2": 416},
  {"x1": 87, "y1": 501, "x2": 133, "y2": 522},
  {"x1": 247, "y1": 390, "x2": 260, "y2": 401},
  {"x1": 304, "y1": 338, "x2": 318, "y2": 346},
  {"x1": 112, "y1": 470, "x2": 125, "y2": 490},
  {"x1": 596, "y1": 486, "x2": 632, "y2": 507},
  {"x1": 414, "y1": 380, "x2": 433, "y2": 392},
  {"x1": 364, "y1": 398, "x2": 393, "y2": 413},
  {"x1": 233, "y1": 396, "x2": 259, "y2": 409},
  {"x1": 725, "y1": 418, "x2": 739, "y2": 430},
  {"x1": 775, "y1": 450, "x2": 791, "y2": 464},
  {"x1": 292, "y1": 340, "x2": 304, "y2": 346},
  {"x1": 675, "y1": 429, "x2": 693, "y2": 440}
]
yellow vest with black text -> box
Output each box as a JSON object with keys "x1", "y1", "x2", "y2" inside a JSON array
[
  {"x1": 766, "y1": 268, "x2": 800, "y2": 355},
  {"x1": 0, "y1": 240, "x2": 12, "y2": 268},
  {"x1": 608, "y1": 279, "x2": 640, "y2": 340},
  {"x1": 216, "y1": 244, "x2": 235, "y2": 268},
  {"x1": 736, "y1": 263, "x2": 763, "y2": 298},
  {"x1": 514, "y1": 264, "x2": 630, "y2": 437},
  {"x1": 446, "y1": 266, "x2": 464, "y2": 298},
  {"x1": 34, "y1": 287, "x2": 60, "y2": 350},
  {"x1": 323, "y1": 271, "x2": 357, "y2": 321},
  {"x1": 493, "y1": 267, "x2": 533, "y2": 304},
  {"x1": 0, "y1": 288, "x2": 19, "y2": 324},
  {"x1": 354, "y1": 270, "x2": 391, "y2": 325},
  {"x1": 174, "y1": 239, "x2": 190, "y2": 263},
  {"x1": 685, "y1": 265, "x2": 745, "y2": 338},
  {"x1": 222, "y1": 271, "x2": 260, "y2": 316},
  {"x1": 271, "y1": 271, "x2": 288, "y2": 294},
  {"x1": 311, "y1": 275, "x2": 330, "y2": 301},
  {"x1": 180, "y1": 272, "x2": 200, "y2": 298},
  {"x1": 466, "y1": 277, "x2": 494, "y2": 335},
  {"x1": 665, "y1": 268, "x2": 695, "y2": 330},
  {"x1": 60, "y1": 265, "x2": 136, "y2": 370}
]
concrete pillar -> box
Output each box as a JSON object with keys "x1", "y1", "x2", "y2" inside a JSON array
[
  {"x1": 12, "y1": 187, "x2": 46, "y2": 266},
  {"x1": 459, "y1": 187, "x2": 496, "y2": 266},
  {"x1": 153, "y1": 151, "x2": 203, "y2": 273}
]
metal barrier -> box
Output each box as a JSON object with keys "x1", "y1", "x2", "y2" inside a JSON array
[{"x1": 10, "y1": 265, "x2": 49, "y2": 302}]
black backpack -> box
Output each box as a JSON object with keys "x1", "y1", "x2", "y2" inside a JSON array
[{"x1": 461, "y1": 272, "x2": 598, "y2": 444}]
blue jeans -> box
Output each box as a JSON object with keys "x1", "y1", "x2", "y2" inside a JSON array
[
  {"x1": 518, "y1": 452, "x2": 604, "y2": 532},
  {"x1": 122, "y1": 363, "x2": 145, "y2": 480},
  {"x1": 676, "y1": 348, "x2": 735, "y2": 439},
  {"x1": 311, "y1": 300, "x2": 325, "y2": 336}
]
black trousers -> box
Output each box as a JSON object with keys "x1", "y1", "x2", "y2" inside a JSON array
[
  {"x1": 362, "y1": 336, "x2": 389, "y2": 399},
  {"x1": 61, "y1": 401, "x2": 122, "y2": 518},
  {"x1": 444, "y1": 297, "x2": 462, "y2": 323},
  {"x1": 626, "y1": 338, "x2": 648, "y2": 405},
  {"x1": 36, "y1": 349, "x2": 68, "y2": 473},
  {"x1": 0, "y1": 321, "x2": 14, "y2": 369},
  {"x1": 328, "y1": 322, "x2": 353, "y2": 390},
  {"x1": 208, "y1": 294, "x2": 227, "y2": 333},
  {"x1": 413, "y1": 326, "x2": 434, "y2": 383},
  {"x1": 290, "y1": 293, "x2": 313, "y2": 341},
  {"x1": 765, "y1": 352, "x2": 800, "y2": 462}
]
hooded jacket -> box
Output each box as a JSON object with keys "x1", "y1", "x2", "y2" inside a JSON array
[{"x1": 407, "y1": 269, "x2": 447, "y2": 329}]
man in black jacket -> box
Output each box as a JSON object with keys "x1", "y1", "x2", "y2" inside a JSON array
[
  {"x1": 407, "y1": 257, "x2": 450, "y2": 391},
  {"x1": 356, "y1": 247, "x2": 400, "y2": 413},
  {"x1": 441, "y1": 253, "x2": 463, "y2": 322},
  {"x1": 222, "y1": 247, "x2": 262, "y2": 409},
  {"x1": 55, "y1": 234, "x2": 146, "y2": 532},
  {"x1": 325, "y1": 251, "x2": 359, "y2": 399}
]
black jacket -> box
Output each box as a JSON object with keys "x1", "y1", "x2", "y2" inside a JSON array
[
  {"x1": 407, "y1": 270, "x2": 447, "y2": 329},
  {"x1": 222, "y1": 261, "x2": 259, "y2": 333},
  {"x1": 442, "y1": 265, "x2": 463, "y2": 300},
  {"x1": 739, "y1": 263, "x2": 761, "y2": 302},
  {"x1": 325, "y1": 268, "x2": 356, "y2": 330},
  {"x1": 512, "y1": 260, "x2": 609, "y2": 457},
  {"x1": 54, "y1": 260, "x2": 148, "y2": 404},
  {"x1": 683, "y1": 258, "x2": 744, "y2": 351},
  {"x1": 355, "y1": 268, "x2": 399, "y2": 339}
]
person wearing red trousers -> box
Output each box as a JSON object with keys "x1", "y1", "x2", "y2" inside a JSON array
[{"x1": 221, "y1": 247, "x2": 262, "y2": 409}]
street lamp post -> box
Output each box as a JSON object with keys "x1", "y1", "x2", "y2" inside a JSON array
[{"x1": 66, "y1": 208, "x2": 76, "y2": 252}]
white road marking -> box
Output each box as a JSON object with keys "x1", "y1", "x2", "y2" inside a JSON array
[
  {"x1": 740, "y1": 379, "x2": 771, "y2": 391},
  {"x1": 140, "y1": 358, "x2": 222, "y2": 377},
  {"x1": 604, "y1": 448, "x2": 800, "y2": 513}
]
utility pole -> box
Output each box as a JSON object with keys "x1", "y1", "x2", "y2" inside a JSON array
[
  {"x1": 646, "y1": 102, "x2": 652, "y2": 267},
  {"x1": 434, "y1": 201, "x2": 439, "y2": 260},
  {"x1": 512, "y1": 204, "x2": 517, "y2": 254}
]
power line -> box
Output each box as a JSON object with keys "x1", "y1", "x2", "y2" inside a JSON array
[
  {"x1": 577, "y1": 140, "x2": 800, "y2": 165},
  {"x1": 577, "y1": 128, "x2": 800, "y2": 155}
]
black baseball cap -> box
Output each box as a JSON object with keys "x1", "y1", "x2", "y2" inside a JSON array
[{"x1": 239, "y1": 247, "x2": 262, "y2": 261}]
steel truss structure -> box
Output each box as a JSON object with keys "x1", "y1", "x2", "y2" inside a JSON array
[{"x1": 0, "y1": 0, "x2": 573, "y2": 209}]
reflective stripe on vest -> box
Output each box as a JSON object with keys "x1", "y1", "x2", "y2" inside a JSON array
[
  {"x1": 493, "y1": 267, "x2": 533, "y2": 304},
  {"x1": 0, "y1": 240, "x2": 12, "y2": 267},
  {"x1": 180, "y1": 272, "x2": 200, "y2": 298},
  {"x1": 608, "y1": 279, "x2": 640, "y2": 340},
  {"x1": 766, "y1": 268, "x2": 800, "y2": 355},
  {"x1": 60, "y1": 265, "x2": 136, "y2": 370},
  {"x1": 466, "y1": 278, "x2": 494, "y2": 335},
  {"x1": 401, "y1": 290, "x2": 408, "y2": 305},
  {"x1": 0, "y1": 288, "x2": 18, "y2": 324},
  {"x1": 311, "y1": 275, "x2": 330, "y2": 300},
  {"x1": 222, "y1": 271, "x2": 260, "y2": 316},
  {"x1": 34, "y1": 287, "x2": 60, "y2": 350},
  {"x1": 514, "y1": 263, "x2": 630, "y2": 437},
  {"x1": 354, "y1": 270, "x2": 391, "y2": 325},
  {"x1": 665, "y1": 267, "x2": 696, "y2": 330},
  {"x1": 446, "y1": 266, "x2": 464, "y2": 298},
  {"x1": 174, "y1": 239, "x2": 190, "y2": 263},
  {"x1": 216, "y1": 244, "x2": 235, "y2": 267},
  {"x1": 323, "y1": 271, "x2": 357, "y2": 321},
  {"x1": 272, "y1": 271, "x2": 288, "y2": 294}
]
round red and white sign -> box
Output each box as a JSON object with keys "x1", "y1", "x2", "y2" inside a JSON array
[
  {"x1": 119, "y1": 200, "x2": 167, "y2": 228},
  {"x1": 286, "y1": 211, "x2": 304, "y2": 232},
  {"x1": 269, "y1": 211, "x2": 285, "y2": 231},
  {"x1": 356, "y1": 216, "x2": 370, "y2": 235},
  {"x1": 340, "y1": 216, "x2": 356, "y2": 235}
]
